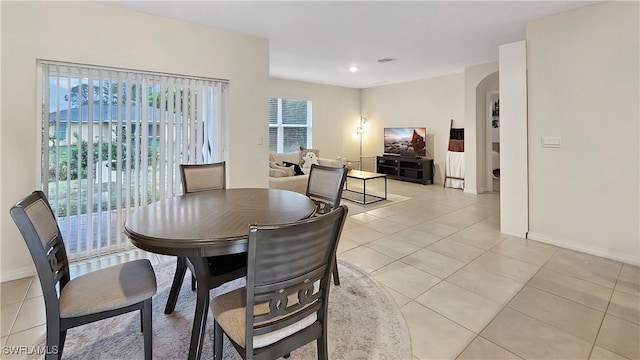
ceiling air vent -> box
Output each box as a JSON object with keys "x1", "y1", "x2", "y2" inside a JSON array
[{"x1": 377, "y1": 57, "x2": 397, "y2": 63}]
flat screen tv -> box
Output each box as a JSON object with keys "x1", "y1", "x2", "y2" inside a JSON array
[{"x1": 384, "y1": 127, "x2": 427, "y2": 157}]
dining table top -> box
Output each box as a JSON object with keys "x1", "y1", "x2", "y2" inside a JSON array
[{"x1": 124, "y1": 188, "x2": 317, "y2": 258}]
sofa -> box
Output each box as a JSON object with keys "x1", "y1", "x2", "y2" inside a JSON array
[{"x1": 269, "y1": 151, "x2": 342, "y2": 194}]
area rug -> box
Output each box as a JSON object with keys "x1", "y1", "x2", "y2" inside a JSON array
[
  {"x1": 341, "y1": 193, "x2": 411, "y2": 214},
  {"x1": 31, "y1": 261, "x2": 411, "y2": 360}
]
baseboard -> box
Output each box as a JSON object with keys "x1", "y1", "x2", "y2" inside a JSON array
[
  {"x1": 463, "y1": 187, "x2": 478, "y2": 195},
  {"x1": 527, "y1": 232, "x2": 640, "y2": 266},
  {"x1": 1, "y1": 265, "x2": 35, "y2": 282}
]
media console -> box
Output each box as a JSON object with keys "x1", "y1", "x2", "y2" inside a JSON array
[{"x1": 376, "y1": 155, "x2": 434, "y2": 185}]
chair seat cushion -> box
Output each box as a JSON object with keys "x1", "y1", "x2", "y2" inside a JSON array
[
  {"x1": 59, "y1": 259, "x2": 157, "y2": 318},
  {"x1": 211, "y1": 287, "x2": 317, "y2": 348}
]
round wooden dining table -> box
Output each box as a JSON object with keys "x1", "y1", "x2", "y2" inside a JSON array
[{"x1": 124, "y1": 188, "x2": 316, "y2": 360}]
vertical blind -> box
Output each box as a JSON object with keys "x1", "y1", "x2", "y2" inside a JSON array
[{"x1": 39, "y1": 61, "x2": 228, "y2": 260}]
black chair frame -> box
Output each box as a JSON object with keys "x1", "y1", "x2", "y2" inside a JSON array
[
  {"x1": 213, "y1": 205, "x2": 348, "y2": 360},
  {"x1": 305, "y1": 164, "x2": 348, "y2": 285},
  {"x1": 10, "y1": 191, "x2": 152, "y2": 360}
]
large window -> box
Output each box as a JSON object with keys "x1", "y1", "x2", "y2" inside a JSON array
[
  {"x1": 39, "y1": 61, "x2": 228, "y2": 259},
  {"x1": 269, "y1": 98, "x2": 312, "y2": 152}
]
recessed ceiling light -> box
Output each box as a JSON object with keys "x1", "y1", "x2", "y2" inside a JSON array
[{"x1": 349, "y1": 66, "x2": 358, "y2": 72}]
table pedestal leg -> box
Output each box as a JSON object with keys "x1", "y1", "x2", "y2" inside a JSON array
[
  {"x1": 164, "y1": 256, "x2": 187, "y2": 314},
  {"x1": 188, "y1": 257, "x2": 210, "y2": 360}
]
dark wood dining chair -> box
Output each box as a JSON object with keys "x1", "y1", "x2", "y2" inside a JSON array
[
  {"x1": 211, "y1": 205, "x2": 348, "y2": 360},
  {"x1": 10, "y1": 191, "x2": 157, "y2": 360},
  {"x1": 305, "y1": 164, "x2": 348, "y2": 285},
  {"x1": 164, "y1": 161, "x2": 247, "y2": 314}
]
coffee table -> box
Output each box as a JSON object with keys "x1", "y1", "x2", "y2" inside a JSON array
[{"x1": 342, "y1": 169, "x2": 387, "y2": 205}]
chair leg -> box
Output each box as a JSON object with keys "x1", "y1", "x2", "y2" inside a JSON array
[
  {"x1": 332, "y1": 257, "x2": 340, "y2": 286},
  {"x1": 140, "y1": 308, "x2": 144, "y2": 332},
  {"x1": 56, "y1": 330, "x2": 66, "y2": 360},
  {"x1": 143, "y1": 298, "x2": 153, "y2": 360},
  {"x1": 165, "y1": 256, "x2": 188, "y2": 314},
  {"x1": 191, "y1": 273, "x2": 196, "y2": 291},
  {"x1": 214, "y1": 320, "x2": 223, "y2": 360},
  {"x1": 45, "y1": 322, "x2": 60, "y2": 360},
  {"x1": 317, "y1": 336, "x2": 328, "y2": 360}
]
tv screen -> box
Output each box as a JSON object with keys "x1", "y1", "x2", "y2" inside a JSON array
[{"x1": 384, "y1": 127, "x2": 427, "y2": 157}]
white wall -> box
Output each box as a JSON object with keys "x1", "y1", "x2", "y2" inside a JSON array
[
  {"x1": 475, "y1": 71, "x2": 499, "y2": 193},
  {"x1": 269, "y1": 78, "x2": 360, "y2": 160},
  {"x1": 526, "y1": 1, "x2": 639, "y2": 264},
  {"x1": 0, "y1": 1, "x2": 270, "y2": 280},
  {"x1": 463, "y1": 62, "x2": 499, "y2": 194},
  {"x1": 361, "y1": 73, "x2": 465, "y2": 183},
  {"x1": 0, "y1": 0, "x2": 3, "y2": 283},
  {"x1": 499, "y1": 41, "x2": 529, "y2": 239}
]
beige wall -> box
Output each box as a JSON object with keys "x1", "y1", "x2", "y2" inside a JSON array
[
  {"x1": 526, "y1": 1, "x2": 639, "y2": 264},
  {"x1": 1, "y1": 1, "x2": 270, "y2": 279},
  {"x1": 269, "y1": 78, "x2": 360, "y2": 160},
  {"x1": 361, "y1": 73, "x2": 465, "y2": 183},
  {"x1": 499, "y1": 41, "x2": 529, "y2": 239},
  {"x1": 463, "y1": 62, "x2": 499, "y2": 194}
]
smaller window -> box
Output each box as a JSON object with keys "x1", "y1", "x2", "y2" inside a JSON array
[{"x1": 268, "y1": 98, "x2": 312, "y2": 153}]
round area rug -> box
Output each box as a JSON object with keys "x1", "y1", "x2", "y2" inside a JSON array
[{"x1": 31, "y1": 260, "x2": 411, "y2": 360}]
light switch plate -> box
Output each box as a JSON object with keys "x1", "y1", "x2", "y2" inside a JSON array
[{"x1": 541, "y1": 136, "x2": 561, "y2": 148}]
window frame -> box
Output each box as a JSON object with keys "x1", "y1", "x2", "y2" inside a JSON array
[
  {"x1": 269, "y1": 97, "x2": 312, "y2": 153},
  {"x1": 37, "y1": 60, "x2": 228, "y2": 260}
]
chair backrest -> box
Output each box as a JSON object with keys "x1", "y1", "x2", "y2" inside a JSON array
[
  {"x1": 180, "y1": 161, "x2": 226, "y2": 194},
  {"x1": 10, "y1": 191, "x2": 70, "y2": 309},
  {"x1": 305, "y1": 164, "x2": 348, "y2": 215},
  {"x1": 244, "y1": 205, "x2": 348, "y2": 354}
]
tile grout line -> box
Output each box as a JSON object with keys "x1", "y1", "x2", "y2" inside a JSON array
[
  {"x1": 379, "y1": 211, "x2": 512, "y2": 359},
  {"x1": 586, "y1": 265, "x2": 625, "y2": 360},
  {"x1": 5, "y1": 277, "x2": 33, "y2": 339},
  {"x1": 452, "y1": 248, "x2": 559, "y2": 359},
  {"x1": 423, "y1": 219, "x2": 522, "y2": 359},
  {"x1": 477, "y1": 246, "x2": 630, "y2": 359}
]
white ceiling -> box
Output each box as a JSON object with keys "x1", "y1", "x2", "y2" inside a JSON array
[{"x1": 104, "y1": 1, "x2": 598, "y2": 89}]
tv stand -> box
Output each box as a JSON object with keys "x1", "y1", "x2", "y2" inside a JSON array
[{"x1": 376, "y1": 156, "x2": 433, "y2": 185}]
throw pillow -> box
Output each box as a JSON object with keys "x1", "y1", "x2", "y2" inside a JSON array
[
  {"x1": 283, "y1": 161, "x2": 304, "y2": 176},
  {"x1": 299, "y1": 146, "x2": 319, "y2": 164},
  {"x1": 269, "y1": 161, "x2": 295, "y2": 176},
  {"x1": 270, "y1": 151, "x2": 302, "y2": 166}
]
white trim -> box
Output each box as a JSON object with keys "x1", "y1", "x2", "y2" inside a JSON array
[
  {"x1": 463, "y1": 187, "x2": 478, "y2": 195},
  {"x1": 36, "y1": 63, "x2": 44, "y2": 190},
  {"x1": 39, "y1": 59, "x2": 229, "y2": 84},
  {"x1": 1, "y1": 265, "x2": 36, "y2": 283},
  {"x1": 528, "y1": 232, "x2": 640, "y2": 266}
]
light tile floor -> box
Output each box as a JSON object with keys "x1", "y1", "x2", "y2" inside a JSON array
[{"x1": 1, "y1": 180, "x2": 639, "y2": 359}]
